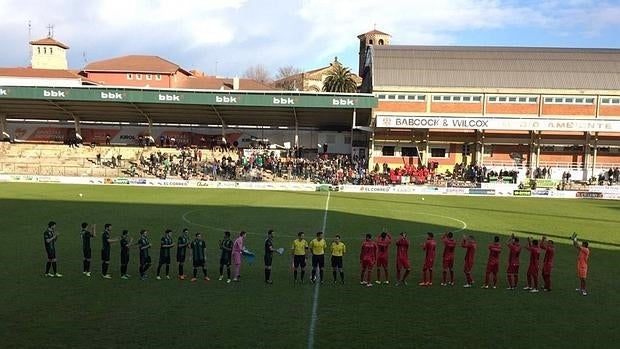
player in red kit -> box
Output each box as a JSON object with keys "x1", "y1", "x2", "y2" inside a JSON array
[
  {"x1": 506, "y1": 234, "x2": 521, "y2": 290},
  {"x1": 540, "y1": 236, "x2": 555, "y2": 291},
  {"x1": 461, "y1": 235, "x2": 476, "y2": 288},
  {"x1": 419, "y1": 232, "x2": 436, "y2": 286},
  {"x1": 375, "y1": 231, "x2": 392, "y2": 284},
  {"x1": 482, "y1": 236, "x2": 502, "y2": 289},
  {"x1": 360, "y1": 234, "x2": 377, "y2": 287},
  {"x1": 524, "y1": 237, "x2": 541, "y2": 293},
  {"x1": 441, "y1": 232, "x2": 456, "y2": 286},
  {"x1": 395, "y1": 232, "x2": 411, "y2": 286}
]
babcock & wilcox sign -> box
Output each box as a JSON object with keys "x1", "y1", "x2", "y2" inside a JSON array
[{"x1": 376, "y1": 115, "x2": 620, "y2": 132}]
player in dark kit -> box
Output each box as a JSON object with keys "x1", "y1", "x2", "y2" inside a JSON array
[
  {"x1": 80, "y1": 222, "x2": 96, "y2": 277},
  {"x1": 120, "y1": 230, "x2": 134, "y2": 279},
  {"x1": 156, "y1": 229, "x2": 175, "y2": 280},
  {"x1": 138, "y1": 230, "x2": 152, "y2": 280},
  {"x1": 190, "y1": 233, "x2": 209, "y2": 282},
  {"x1": 101, "y1": 223, "x2": 118, "y2": 279},
  {"x1": 44, "y1": 221, "x2": 62, "y2": 277},
  {"x1": 219, "y1": 231, "x2": 233, "y2": 283},
  {"x1": 264, "y1": 230, "x2": 275, "y2": 284},
  {"x1": 177, "y1": 228, "x2": 190, "y2": 280}
]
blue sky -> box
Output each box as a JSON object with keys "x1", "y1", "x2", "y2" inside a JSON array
[{"x1": 1, "y1": 0, "x2": 619, "y2": 78}]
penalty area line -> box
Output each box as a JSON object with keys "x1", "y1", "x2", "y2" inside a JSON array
[{"x1": 307, "y1": 191, "x2": 330, "y2": 349}]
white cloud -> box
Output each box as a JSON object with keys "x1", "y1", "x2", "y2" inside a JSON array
[{"x1": 0, "y1": 0, "x2": 619, "y2": 77}]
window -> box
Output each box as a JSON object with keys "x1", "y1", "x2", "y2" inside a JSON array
[
  {"x1": 585, "y1": 98, "x2": 594, "y2": 104},
  {"x1": 518, "y1": 97, "x2": 526, "y2": 102},
  {"x1": 472, "y1": 96, "x2": 481, "y2": 102},
  {"x1": 528, "y1": 97, "x2": 538, "y2": 103},
  {"x1": 602, "y1": 98, "x2": 610, "y2": 104},
  {"x1": 126, "y1": 73, "x2": 133, "y2": 80},
  {"x1": 136, "y1": 74, "x2": 142, "y2": 80},
  {"x1": 401, "y1": 147, "x2": 418, "y2": 157},
  {"x1": 544, "y1": 97, "x2": 553, "y2": 103},
  {"x1": 613, "y1": 99, "x2": 620, "y2": 104},
  {"x1": 387, "y1": 95, "x2": 396, "y2": 100},
  {"x1": 146, "y1": 74, "x2": 152, "y2": 80},
  {"x1": 545, "y1": 96, "x2": 595, "y2": 104},
  {"x1": 344, "y1": 136, "x2": 351, "y2": 144},
  {"x1": 430, "y1": 148, "x2": 447, "y2": 158},
  {"x1": 452, "y1": 96, "x2": 462, "y2": 102},
  {"x1": 382, "y1": 146, "x2": 395, "y2": 156},
  {"x1": 433, "y1": 96, "x2": 441, "y2": 101},
  {"x1": 508, "y1": 97, "x2": 517, "y2": 102},
  {"x1": 155, "y1": 74, "x2": 162, "y2": 80},
  {"x1": 378, "y1": 39, "x2": 384, "y2": 45},
  {"x1": 326, "y1": 135, "x2": 336, "y2": 143},
  {"x1": 43, "y1": 47, "x2": 47, "y2": 54},
  {"x1": 488, "y1": 96, "x2": 497, "y2": 102},
  {"x1": 397, "y1": 95, "x2": 406, "y2": 100},
  {"x1": 442, "y1": 96, "x2": 451, "y2": 101},
  {"x1": 37, "y1": 47, "x2": 41, "y2": 54},
  {"x1": 50, "y1": 47, "x2": 53, "y2": 54},
  {"x1": 378, "y1": 94, "x2": 387, "y2": 100},
  {"x1": 462, "y1": 96, "x2": 471, "y2": 102}
]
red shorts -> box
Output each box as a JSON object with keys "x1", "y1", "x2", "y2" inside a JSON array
[
  {"x1": 486, "y1": 263, "x2": 498, "y2": 273},
  {"x1": 578, "y1": 266, "x2": 587, "y2": 279},
  {"x1": 376, "y1": 256, "x2": 388, "y2": 268},
  {"x1": 463, "y1": 263, "x2": 473, "y2": 273},
  {"x1": 397, "y1": 257, "x2": 410, "y2": 270},
  {"x1": 361, "y1": 259, "x2": 374, "y2": 269},
  {"x1": 442, "y1": 258, "x2": 454, "y2": 269},
  {"x1": 507, "y1": 264, "x2": 519, "y2": 274},
  {"x1": 423, "y1": 259, "x2": 435, "y2": 270}
]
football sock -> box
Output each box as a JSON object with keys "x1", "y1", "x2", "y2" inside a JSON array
[
  {"x1": 45, "y1": 262, "x2": 51, "y2": 274},
  {"x1": 265, "y1": 269, "x2": 269, "y2": 281},
  {"x1": 385, "y1": 270, "x2": 389, "y2": 280},
  {"x1": 442, "y1": 270, "x2": 447, "y2": 283},
  {"x1": 340, "y1": 271, "x2": 344, "y2": 282},
  {"x1": 300, "y1": 270, "x2": 305, "y2": 281},
  {"x1": 179, "y1": 264, "x2": 184, "y2": 275},
  {"x1": 360, "y1": 270, "x2": 365, "y2": 282},
  {"x1": 403, "y1": 270, "x2": 410, "y2": 281},
  {"x1": 226, "y1": 267, "x2": 231, "y2": 279},
  {"x1": 311, "y1": 269, "x2": 316, "y2": 280},
  {"x1": 396, "y1": 269, "x2": 401, "y2": 281},
  {"x1": 193, "y1": 268, "x2": 197, "y2": 278},
  {"x1": 492, "y1": 273, "x2": 498, "y2": 287},
  {"x1": 428, "y1": 271, "x2": 432, "y2": 284},
  {"x1": 157, "y1": 264, "x2": 162, "y2": 276},
  {"x1": 333, "y1": 270, "x2": 337, "y2": 281},
  {"x1": 165, "y1": 265, "x2": 169, "y2": 276},
  {"x1": 52, "y1": 262, "x2": 57, "y2": 274},
  {"x1": 121, "y1": 265, "x2": 127, "y2": 275},
  {"x1": 202, "y1": 268, "x2": 207, "y2": 277},
  {"x1": 219, "y1": 265, "x2": 224, "y2": 276},
  {"x1": 86, "y1": 260, "x2": 91, "y2": 272},
  {"x1": 102, "y1": 263, "x2": 108, "y2": 275},
  {"x1": 83, "y1": 260, "x2": 88, "y2": 272},
  {"x1": 580, "y1": 279, "x2": 586, "y2": 290},
  {"x1": 294, "y1": 269, "x2": 298, "y2": 280},
  {"x1": 319, "y1": 269, "x2": 324, "y2": 281},
  {"x1": 450, "y1": 270, "x2": 454, "y2": 283}
]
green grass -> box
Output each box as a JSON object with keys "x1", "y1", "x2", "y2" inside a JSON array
[{"x1": 0, "y1": 182, "x2": 619, "y2": 349}]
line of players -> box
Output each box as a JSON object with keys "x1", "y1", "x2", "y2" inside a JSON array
[{"x1": 42, "y1": 221, "x2": 591, "y2": 294}]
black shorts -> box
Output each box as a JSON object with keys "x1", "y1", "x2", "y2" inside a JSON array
[
  {"x1": 312, "y1": 255, "x2": 325, "y2": 268},
  {"x1": 101, "y1": 249, "x2": 111, "y2": 262},
  {"x1": 159, "y1": 255, "x2": 171, "y2": 264},
  {"x1": 121, "y1": 252, "x2": 129, "y2": 265},
  {"x1": 193, "y1": 259, "x2": 205, "y2": 268},
  {"x1": 83, "y1": 248, "x2": 91, "y2": 259},
  {"x1": 264, "y1": 254, "x2": 273, "y2": 267},
  {"x1": 176, "y1": 252, "x2": 186, "y2": 263},
  {"x1": 46, "y1": 249, "x2": 56, "y2": 260},
  {"x1": 140, "y1": 255, "x2": 151, "y2": 266},
  {"x1": 220, "y1": 254, "x2": 231, "y2": 266},
  {"x1": 331, "y1": 256, "x2": 343, "y2": 269},
  {"x1": 294, "y1": 255, "x2": 306, "y2": 268}
]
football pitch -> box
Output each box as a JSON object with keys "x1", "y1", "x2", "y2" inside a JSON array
[{"x1": 1, "y1": 182, "x2": 619, "y2": 349}]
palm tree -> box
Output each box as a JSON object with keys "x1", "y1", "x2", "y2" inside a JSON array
[{"x1": 322, "y1": 59, "x2": 358, "y2": 93}]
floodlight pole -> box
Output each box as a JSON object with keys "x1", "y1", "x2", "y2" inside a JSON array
[
  {"x1": 351, "y1": 108, "x2": 356, "y2": 159},
  {"x1": 131, "y1": 103, "x2": 153, "y2": 138},
  {"x1": 292, "y1": 107, "x2": 299, "y2": 151},
  {"x1": 0, "y1": 114, "x2": 7, "y2": 136},
  {"x1": 211, "y1": 106, "x2": 227, "y2": 143}
]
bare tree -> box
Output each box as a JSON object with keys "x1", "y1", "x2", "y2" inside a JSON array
[
  {"x1": 274, "y1": 65, "x2": 303, "y2": 90},
  {"x1": 242, "y1": 64, "x2": 272, "y2": 84}
]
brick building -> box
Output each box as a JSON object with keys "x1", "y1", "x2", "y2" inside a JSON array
[{"x1": 358, "y1": 29, "x2": 620, "y2": 179}]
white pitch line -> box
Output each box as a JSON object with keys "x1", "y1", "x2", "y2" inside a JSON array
[{"x1": 307, "y1": 191, "x2": 330, "y2": 349}]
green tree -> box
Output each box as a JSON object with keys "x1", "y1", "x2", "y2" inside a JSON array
[{"x1": 322, "y1": 59, "x2": 358, "y2": 93}]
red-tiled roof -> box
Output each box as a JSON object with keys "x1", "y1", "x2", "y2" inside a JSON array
[
  {"x1": 83, "y1": 55, "x2": 187, "y2": 74},
  {"x1": 357, "y1": 29, "x2": 391, "y2": 38},
  {"x1": 29, "y1": 37, "x2": 70, "y2": 49},
  {"x1": 0, "y1": 67, "x2": 80, "y2": 79}
]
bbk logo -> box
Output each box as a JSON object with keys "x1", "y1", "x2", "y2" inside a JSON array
[
  {"x1": 43, "y1": 90, "x2": 66, "y2": 97},
  {"x1": 101, "y1": 92, "x2": 123, "y2": 100},
  {"x1": 273, "y1": 97, "x2": 295, "y2": 105},
  {"x1": 332, "y1": 98, "x2": 355, "y2": 106},
  {"x1": 0, "y1": 88, "x2": 7, "y2": 96},
  {"x1": 215, "y1": 95, "x2": 238, "y2": 103},
  {"x1": 158, "y1": 94, "x2": 180, "y2": 102}
]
